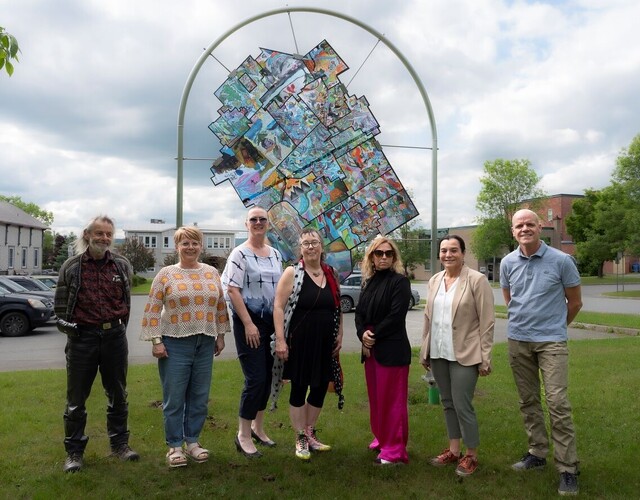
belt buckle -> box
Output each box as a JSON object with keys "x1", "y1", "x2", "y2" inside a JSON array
[{"x1": 102, "y1": 321, "x2": 113, "y2": 330}]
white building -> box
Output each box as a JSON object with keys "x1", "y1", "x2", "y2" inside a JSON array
[
  {"x1": 123, "y1": 221, "x2": 239, "y2": 277},
  {"x1": 0, "y1": 200, "x2": 48, "y2": 275}
]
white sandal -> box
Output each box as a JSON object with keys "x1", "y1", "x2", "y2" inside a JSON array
[
  {"x1": 185, "y1": 442, "x2": 209, "y2": 463},
  {"x1": 166, "y1": 447, "x2": 188, "y2": 468}
]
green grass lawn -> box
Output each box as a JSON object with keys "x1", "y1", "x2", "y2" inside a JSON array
[
  {"x1": 1, "y1": 339, "x2": 639, "y2": 498},
  {"x1": 494, "y1": 305, "x2": 639, "y2": 331},
  {"x1": 131, "y1": 281, "x2": 152, "y2": 295},
  {"x1": 580, "y1": 275, "x2": 640, "y2": 285}
]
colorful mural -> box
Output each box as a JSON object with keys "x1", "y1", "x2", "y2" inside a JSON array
[{"x1": 209, "y1": 40, "x2": 418, "y2": 279}]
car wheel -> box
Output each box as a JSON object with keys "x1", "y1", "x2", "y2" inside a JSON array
[
  {"x1": 0, "y1": 312, "x2": 30, "y2": 337},
  {"x1": 340, "y1": 296, "x2": 354, "y2": 313},
  {"x1": 408, "y1": 296, "x2": 415, "y2": 309}
]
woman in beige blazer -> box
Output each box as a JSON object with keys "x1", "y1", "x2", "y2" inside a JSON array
[{"x1": 420, "y1": 235, "x2": 494, "y2": 477}]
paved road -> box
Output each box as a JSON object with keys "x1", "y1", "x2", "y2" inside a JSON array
[
  {"x1": 1, "y1": 288, "x2": 633, "y2": 373},
  {"x1": 411, "y1": 283, "x2": 640, "y2": 314}
]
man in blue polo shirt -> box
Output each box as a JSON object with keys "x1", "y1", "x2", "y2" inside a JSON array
[{"x1": 500, "y1": 209, "x2": 582, "y2": 497}]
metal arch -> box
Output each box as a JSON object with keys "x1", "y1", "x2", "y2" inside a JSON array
[{"x1": 176, "y1": 6, "x2": 439, "y2": 274}]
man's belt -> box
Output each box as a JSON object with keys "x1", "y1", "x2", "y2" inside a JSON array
[{"x1": 77, "y1": 318, "x2": 125, "y2": 330}]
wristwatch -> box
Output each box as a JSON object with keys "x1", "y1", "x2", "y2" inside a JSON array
[{"x1": 151, "y1": 337, "x2": 163, "y2": 345}]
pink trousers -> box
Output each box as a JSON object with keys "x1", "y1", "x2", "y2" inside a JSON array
[{"x1": 364, "y1": 355, "x2": 409, "y2": 463}]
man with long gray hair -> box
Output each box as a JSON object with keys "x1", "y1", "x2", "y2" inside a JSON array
[{"x1": 55, "y1": 215, "x2": 139, "y2": 472}]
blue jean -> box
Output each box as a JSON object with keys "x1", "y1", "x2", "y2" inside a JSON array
[
  {"x1": 158, "y1": 334, "x2": 215, "y2": 447},
  {"x1": 233, "y1": 311, "x2": 274, "y2": 420}
]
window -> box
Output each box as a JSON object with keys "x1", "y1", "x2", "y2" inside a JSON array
[
  {"x1": 21, "y1": 247, "x2": 28, "y2": 268},
  {"x1": 34, "y1": 248, "x2": 39, "y2": 267},
  {"x1": 144, "y1": 236, "x2": 157, "y2": 248},
  {"x1": 205, "y1": 235, "x2": 232, "y2": 249},
  {"x1": 547, "y1": 208, "x2": 553, "y2": 221},
  {"x1": 164, "y1": 236, "x2": 169, "y2": 248},
  {"x1": 8, "y1": 247, "x2": 14, "y2": 268}
]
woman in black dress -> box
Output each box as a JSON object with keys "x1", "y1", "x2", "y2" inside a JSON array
[{"x1": 273, "y1": 229, "x2": 343, "y2": 460}]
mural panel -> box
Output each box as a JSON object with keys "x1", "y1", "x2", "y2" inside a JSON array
[{"x1": 209, "y1": 40, "x2": 419, "y2": 279}]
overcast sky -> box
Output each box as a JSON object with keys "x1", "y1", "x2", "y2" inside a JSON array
[{"x1": 1, "y1": 0, "x2": 639, "y2": 237}]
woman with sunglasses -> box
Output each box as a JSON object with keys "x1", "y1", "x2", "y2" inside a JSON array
[
  {"x1": 271, "y1": 228, "x2": 344, "y2": 461},
  {"x1": 355, "y1": 235, "x2": 412, "y2": 465},
  {"x1": 222, "y1": 207, "x2": 283, "y2": 458},
  {"x1": 419, "y1": 235, "x2": 494, "y2": 476}
]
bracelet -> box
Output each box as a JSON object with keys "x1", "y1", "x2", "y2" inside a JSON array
[
  {"x1": 151, "y1": 337, "x2": 163, "y2": 345},
  {"x1": 217, "y1": 333, "x2": 226, "y2": 337}
]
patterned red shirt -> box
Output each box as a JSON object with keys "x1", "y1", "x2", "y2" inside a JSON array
[{"x1": 73, "y1": 251, "x2": 129, "y2": 325}]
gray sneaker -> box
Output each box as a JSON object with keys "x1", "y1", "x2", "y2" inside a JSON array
[
  {"x1": 558, "y1": 472, "x2": 579, "y2": 496},
  {"x1": 111, "y1": 444, "x2": 140, "y2": 462},
  {"x1": 511, "y1": 452, "x2": 547, "y2": 471},
  {"x1": 63, "y1": 452, "x2": 83, "y2": 473}
]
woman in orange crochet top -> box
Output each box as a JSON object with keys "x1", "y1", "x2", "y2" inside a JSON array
[{"x1": 140, "y1": 226, "x2": 230, "y2": 468}]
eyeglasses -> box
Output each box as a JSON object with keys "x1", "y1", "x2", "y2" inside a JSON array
[
  {"x1": 373, "y1": 249, "x2": 395, "y2": 258},
  {"x1": 248, "y1": 217, "x2": 268, "y2": 224},
  {"x1": 300, "y1": 240, "x2": 321, "y2": 249}
]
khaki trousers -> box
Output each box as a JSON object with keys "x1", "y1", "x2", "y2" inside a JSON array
[{"x1": 508, "y1": 339, "x2": 579, "y2": 473}]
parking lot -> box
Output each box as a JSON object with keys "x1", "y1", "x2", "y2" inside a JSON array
[{"x1": 1, "y1": 284, "x2": 635, "y2": 372}]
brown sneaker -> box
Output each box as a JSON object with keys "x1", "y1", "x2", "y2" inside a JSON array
[
  {"x1": 430, "y1": 449, "x2": 461, "y2": 467},
  {"x1": 455, "y1": 454, "x2": 478, "y2": 476}
]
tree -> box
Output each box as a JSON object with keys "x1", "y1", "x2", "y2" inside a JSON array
[
  {"x1": 566, "y1": 187, "x2": 626, "y2": 277},
  {"x1": 0, "y1": 26, "x2": 20, "y2": 76},
  {"x1": 164, "y1": 252, "x2": 178, "y2": 266},
  {"x1": 613, "y1": 133, "x2": 640, "y2": 256},
  {"x1": 470, "y1": 217, "x2": 511, "y2": 261},
  {"x1": 567, "y1": 135, "x2": 640, "y2": 276},
  {"x1": 42, "y1": 230, "x2": 55, "y2": 269},
  {"x1": 53, "y1": 233, "x2": 76, "y2": 270},
  {"x1": 118, "y1": 238, "x2": 155, "y2": 274},
  {"x1": 391, "y1": 222, "x2": 429, "y2": 278},
  {"x1": 613, "y1": 133, "x2": 640, "y2": 199},
  {"x1": 0, "y1": 195, "x2": 54, "y2": 226},
  {"x1": 472, "y1": 158, "x2": 546, "y2": 257}
]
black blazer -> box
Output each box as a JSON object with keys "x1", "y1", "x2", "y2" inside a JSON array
[{"x1": 355, "y1": 269, "x2": 411, "y2": 366}]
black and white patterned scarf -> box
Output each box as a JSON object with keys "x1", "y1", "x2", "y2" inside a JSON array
[{"x1": 269, "y1": 261, "x2": 344, "y2": 410}]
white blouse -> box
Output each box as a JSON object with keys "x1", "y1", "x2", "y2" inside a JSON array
[{"x1": 430, "y1": 277, "x2": 457, "y2": 361}]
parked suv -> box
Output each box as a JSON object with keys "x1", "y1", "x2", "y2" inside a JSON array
[
  {"x1": 0, "y1": 276, "x2": 56, "y2": 303},
  {"x1": 0, "y1": 284, "x2": 55, "y2": 336},
  {"x1": 5, "y1": 276, "x2": 55, "y2": 293},
  {"x1": 339, "y1": 272, "x2": 421, "y2": 313},
  {"x1": 29, "y1": 275, "x2": 58, "y2": 289}
]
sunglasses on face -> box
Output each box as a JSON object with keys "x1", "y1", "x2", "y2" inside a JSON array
[
  {"x1": 373, "y1": 249, "x2": 395, "y2": 258},
  {"x1": 300, "y1": 240, "x2": 321, "y2": 249},
  {"x1": 248, "y1": 217, "x2": 268, "y2": 224}
]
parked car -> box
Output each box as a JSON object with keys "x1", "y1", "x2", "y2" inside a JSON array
[
  {"x1": 5, "y1": 275, "x2": 55, "y2": 292},
  {"x1": 30, "y1": 275, "x2": 58, "y2": 289},
  {"x1": 0, "y1": 284, "x2": 55, "y2": 336},
  {"x1": 339, "y1": 273, "x2": 421, "y2": 313},
  {"x1": 0, "y1": 277, "x2": 56, "y2": 306}
]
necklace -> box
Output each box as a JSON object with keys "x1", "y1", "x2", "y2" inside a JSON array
[{"x1": 308, "y1": 269, "x2": 322, "y2": 277}]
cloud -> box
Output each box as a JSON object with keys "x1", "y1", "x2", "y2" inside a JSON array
[{"x1": 1, "y1": 0, "x2": 639, "y2": 240}]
